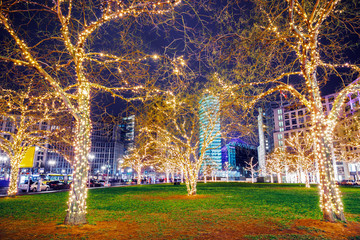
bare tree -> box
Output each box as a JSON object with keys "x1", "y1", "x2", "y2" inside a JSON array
[{"x1": 244, "y1": 157, "x2": 259, "y2": 183}]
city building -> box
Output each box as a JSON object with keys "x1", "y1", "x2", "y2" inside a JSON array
[
  {"x1": 199, "y1": 94, "x2": 222, "y2": 171},
  {"x1": 269, "y1": 85, "x2": 360, "y2": 181},
  {"x1": 0, "y1": 116, "x2": 134, "y2": 180},
  {"x1": 222, "y1": 138, "x2": 258, "y2": 178}
]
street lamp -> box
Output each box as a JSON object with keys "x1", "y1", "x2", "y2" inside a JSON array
[{"x1": 48, "y1": 160, "x2": 56, "y2": 173}]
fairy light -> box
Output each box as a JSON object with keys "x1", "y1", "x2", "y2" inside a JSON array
[
  {"x1": 0, "y1": 89, "x2": 67, "y2": 197},
  {"x1": 0, "y1": 0, "x2": 181, "y2": 224},
  {"x1": 251, "y1": 0, "x2": 358, "y2": 222}
]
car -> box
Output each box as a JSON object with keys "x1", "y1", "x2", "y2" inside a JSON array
[
  {"x1": 48, "y1": 181, "x2": 70, "y2": 190},
  {"x1": 19, "y1": 180, "x2": 49, "y2": 192},
  {"x1": 87, "y1": 179, "x2": 101, "y2": 187},
  {"x1": 30, "y1": 181, "x2": 50, "y2": 192},
  {"x1": 98, "y1": 180, "x2": 111, "y2": 187},
  {"x1": 354, "y1": 180, "x2": 360, "y2": 186},
  {"x1": 339, "y1": 180, "x2": 355, "y2": 186}
]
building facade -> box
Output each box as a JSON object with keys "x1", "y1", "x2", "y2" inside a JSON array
[
  {"x1": 0, "y1": 116, "x2": 133, "y2": 179},
  {"x1": 199, "y1": 94, "x2": 222, "y2": 170},
  {"x1": 270, "y1": 88, "x2": 360, "y2": 181},
  {"x1": 222, "y1": 138, "x2": 258, "y2": 178}
]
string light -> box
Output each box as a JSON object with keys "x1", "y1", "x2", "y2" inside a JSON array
[{"x1": 0, "y1": 0, "x2": 181, "y2": 224}]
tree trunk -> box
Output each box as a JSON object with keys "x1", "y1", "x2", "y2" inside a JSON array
[
  {"x1": 315, "y1": 127, "x2": 346, "y2": 222},
  {"x1": 7, "y1": 162, "x2": 20, "y2": 197},
  {"x1": 277, "y1": 173, "x2": 282, "y2": 183},
  {"x1": 137, "y1": 166, "x2": 141, "y2": 185},
  {"x1": 184, "y1": 167, "x2": 197, "y2": 195},
  {"x1": 166, "y1": 171, "x2": 170, "y2": 183},
  {"x1": 64, "y1": 85, "x2": 90, "y2": 225},
  {"x1": 270, "y1": 174, "x2": 274, "y2": 183},
  {"x1": 297, "y1": 168, "x2": 302, "y2": 184},
  {"x1": 305, "y1": 170, "x2": 310, "y2": 188}
]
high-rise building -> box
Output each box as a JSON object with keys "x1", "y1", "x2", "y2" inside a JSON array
[
  {"x1": 199, "y1": 94, "x2": 222, "y2": 170},
  {"x1": 222, "y1": 138, "x2": 257, "y2": 177},
  {"x1": 269, "y1": 81, "x2": 360, "y2": 181},
  {"x1": 0, "y1": 116, "x2": 132, "y2": 179}
]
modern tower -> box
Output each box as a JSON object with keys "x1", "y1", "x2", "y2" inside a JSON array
[{"x1": 199, "y1": 94, "x2": 222, "y2": 170}]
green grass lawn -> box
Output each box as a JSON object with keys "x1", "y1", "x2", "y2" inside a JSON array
[{"x1": 0, "y1": 182, "x2": 359, "y2": 239}]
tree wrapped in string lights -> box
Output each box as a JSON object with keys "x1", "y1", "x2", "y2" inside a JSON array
[
  {"x1": 0, "y1": 0, "x2": 181, "y2": 225},
  {"x1": 285, "y1": 131, "x2": 315, "y2": 188},
  {"x1": 141, "y1": 88, "x2": 224, "y2": 195},
  {"x1": 266, "y1": 148, "x2": 287, "y2": 184},
  {"x1": 208, "y1": 0, "x2": 359, "y2": 222},
  {"x1": 0, "y1": 87, "x2": 67, "y2": 197},
  {"x1": 334, "y1": 112, "x2": 360, "y2": 180},
  {"x1": 121, "y1": 142, "x2": 153, "y2": 185}
]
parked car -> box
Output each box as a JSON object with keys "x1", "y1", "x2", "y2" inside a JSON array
[
  {"x1": 19, "y1": 181, "x2": 49, "y2": 192},
  {"x1": 30, "y1": 182, "x2": 50, "y2": 192},
  {"x1": 339, "y1": 180, "x2": 355, "y2": 186},
  {"x1": 98, "y1": 180, "x2": 111, "y2": 187},
  {"x1": 48, "y1": 181, "x2": 71, "y2": 190},
  {"x1": 87, "y1": 179, "x2": 101, "y2": 187},
  {"x1": 354, "y1": 180, "x2": 360, "y2": 186}
]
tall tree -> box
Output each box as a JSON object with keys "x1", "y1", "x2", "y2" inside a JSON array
[
  {"x1": 0, "y1": 0, "x2": 181, "y2": 225},
  {"x1": 208, "y1": 0, "x2": 360, "y2": 222}
]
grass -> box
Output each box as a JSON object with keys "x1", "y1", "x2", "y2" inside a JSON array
[{"x1": 0, "y1": 182, "x2": 359, "y2": 239}]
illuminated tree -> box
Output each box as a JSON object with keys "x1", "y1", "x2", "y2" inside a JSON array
[
  {"x1": 334, "y1": 113, "x2": 360, "y2": 180},
  {"x1": 207, "y1": 0, "x2": 360, "y2": 222},
  {"x1": 141, "y1": 88, "x2": 224, "y2": 195},
  {"x1": 153, "y1": 142, "x2": 180, "y2": 183},
  {"x1": 285, "y1": 131, "x2": 315, "y2": 188},
  {"x1": 0, "y1": 87, "x2": 66, "y2": 197},
  {"x1": 0, "y1": 0, "x2": 181, "y2": 224},
  {"x1": 121, "y1": 143, "x2": 152, "y2": 185},
  {"x1": 202, "y1": 156, "x2": 218, "y2": 183},
  {"x1": 266, "y1": 148, "x2": 287, "y2": 184}
]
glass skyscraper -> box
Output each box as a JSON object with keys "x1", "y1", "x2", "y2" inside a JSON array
[{"x1": 199, "y1": 94, "x2": 222, "y2": 170}]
